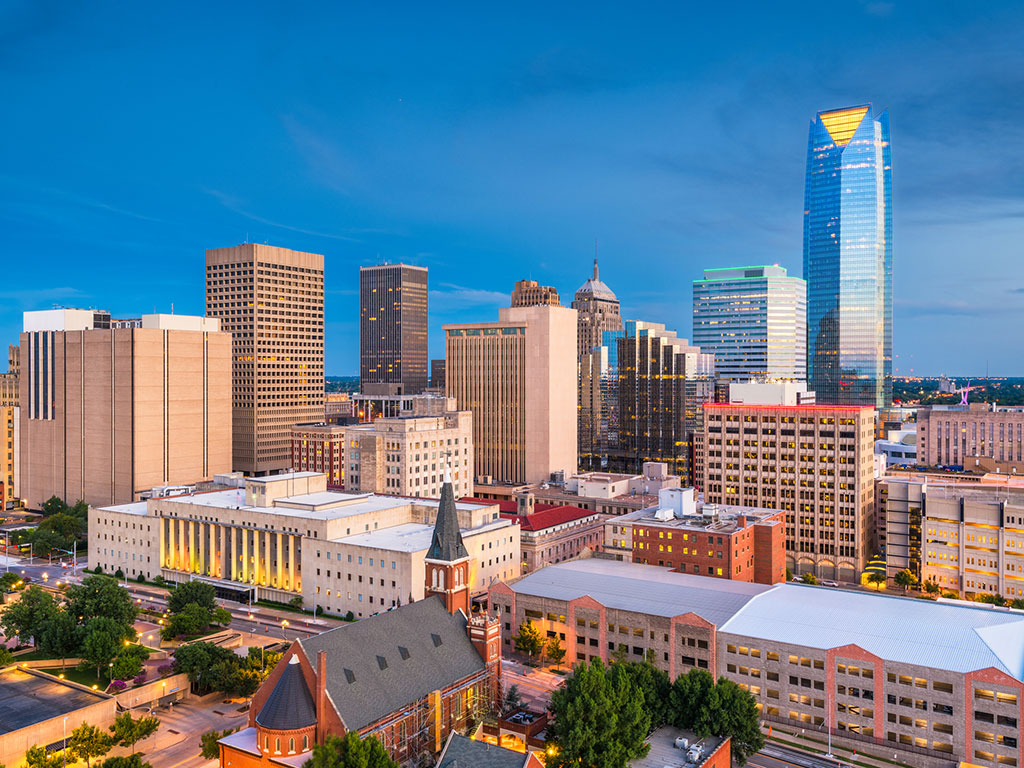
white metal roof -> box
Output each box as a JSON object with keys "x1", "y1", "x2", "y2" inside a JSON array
[{"x1": 720, "y1": 584, "x2": 1024, "y2": 679}]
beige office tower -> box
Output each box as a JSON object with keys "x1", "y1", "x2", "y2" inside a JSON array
[
  {"x1": 19, "y1": 310, "x2": 231, "y2": 509},
  {"x1": 511, "y1": 280, "x2": 561, "y2": 307},
  {"x1": 572, "y1": 259, "x2": 622, "y2": 358},
  {"x1": 445, "y1": 304, "x2": 577, "y2": 485},
  {"x1": 701, "y1": 401, "x2": 875, "y2": 581},
  {"x1": 205, "y1": 244, "x2": 325, "y2": 474}
]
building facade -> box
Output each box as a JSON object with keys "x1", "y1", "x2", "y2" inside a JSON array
[
  {"x1": 701, "y1": 402, "x2": 876, "y2": 580},
  {"x1": 882, "y1": 475, "x2": 1024, "y2": 599},
  {"x1": 290, "y1": 423, "x2": 346, "y2": 487},
  {"x1": 692, "y1": 265, "x2": 806, "y2": 382},
  {"x1": 804, "y1": 105, "x2": 892, "y2": 408},
  {"x1": 445, "y1": 304, "x2": 577, "y2": 485},
  {"x1": 19, "y1": 310, "x2": 231, "y2": 509},
  {"x1": 360, "y1": 263, "x2": 428, "y2": 396},
  {"x1": 0, "y1": 406, "x2": 17, "y2": 509},
  {"x1": 206, "y1": 243, "x2": 325, "y2": 474},
  {"x1": 430, "y1": 359, "x2": 446, "y2": 390},
  {"x1": 90, "y1": 471, "x2": 519, "y2": 615},
  {"x1": 510, "y1": 280, "x2": 560, "y2": 307},
  {"x1": 571, "y1": 259, "x2": 622, "y2": 359},
  {"x1": 0, "y1": 345, "x2": 17, "y2": 408},
  {"x1": 918, "y1": 404, "x2": 1024, "y2": 472}
]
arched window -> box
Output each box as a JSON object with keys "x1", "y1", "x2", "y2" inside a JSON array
[
  {"x1": 438, "y1": 569, "x2": 445, "y2": 589},
  {"x1": 303, "y1": 735, "x2": 309, "y2": 751},
  {"x1": 289, "y1": 738, "x2": 295, "y2": 753},
  {"x1": 276, "y1": 738, "x2": 281, "y2": 754},
  {"x1": 265, "y1": 736, "x2": 269, "y2": 751}
]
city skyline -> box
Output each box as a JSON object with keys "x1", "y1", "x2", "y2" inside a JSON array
[{"x1": 3, "y1": 3, "x2": 1024, "y2": 376}]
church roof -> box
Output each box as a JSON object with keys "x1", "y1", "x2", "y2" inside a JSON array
[
  {"x1": 255, "y1": 656, "x2": 317, "y2": 731},
  {"x1": 575, "y1": 259, "x2": 618, "y2": 302},
  {"x1": 298, "y1": 596, "x2": 485, "y2": 732},
  {"x1": 438, "y1": 733, "x2": 530, "y2": 768},
  {"x1": 427, "y1": 472, "x2": 469, "y2": 561}
]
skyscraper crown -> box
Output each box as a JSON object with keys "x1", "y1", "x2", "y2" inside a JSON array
[{"x1": 817, "y1": 105, "x2": 870, "y2": 147}]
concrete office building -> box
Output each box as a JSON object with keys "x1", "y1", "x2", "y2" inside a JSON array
[
  {"x1": 511, "y1": 280, "x2": 560, "y2": 307},
  {"x1": 292, "y1": 395, "x2": 474, "y2": 498},
  {"x1": 604, "y1": 487, "x2": 786, "y2": 584},
  {"x1": 692, "y1": 265, "x2": 806, "y2": 382},
  {"x1": 206, "y1": 243, "x2": 325, "y2": 474},
  {"x1": 882, "y1": 475, "x2": 1024, "y2": 599},
  {"x1": 360, "y1": 263, "x2": 428, "y2": 396},
  {"x1": 430, "y1": 358, "x2": 446, "y2": 390},
  {"x1": 0, "y1": 406, "x2": 17, "y2": 509},
  {"x1": 572, "y1": 260, "x2": 623, "y2": 359},
  {"x1": 90, "y1": 471, "x2": 519, "y2": 616},
  {"x1": 19, "y1": 309, "x2": 231, "y2": 509},
  {"x1": 445, "y1": 303, "x2": 577, "y2": 485},
  {"x1": 701, "y1": 402, "x2": 876, "y2": 580},
  {"x1": 493, "y1": 560, "x2": 1024, "y2": 768},
  {"x1": 918, "y1": 403, "x2": 1024, "y2": 473}
]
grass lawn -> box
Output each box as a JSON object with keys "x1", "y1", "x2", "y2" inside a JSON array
[{"x1": 39, "y1": 665, "x2": 108, "y2": 689}]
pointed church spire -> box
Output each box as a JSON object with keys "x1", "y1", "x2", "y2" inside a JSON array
[{"x1": 427, "y1": 459, "x2": 468, "y2": 561}]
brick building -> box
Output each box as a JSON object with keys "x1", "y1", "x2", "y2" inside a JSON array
[{"x1": 918, "y1": 403, "x2": 1024, "y2": 472}]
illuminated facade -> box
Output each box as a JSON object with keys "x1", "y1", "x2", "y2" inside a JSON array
[
  {"x1": 359, "y1": 264, "x2": 429, "y2": 396},
  {"x1": 692, "y1": 265, "x2": 806, "y2": 381},
  {"x1": 804, "y1": 105, "x2": 892, "y2": 407}
]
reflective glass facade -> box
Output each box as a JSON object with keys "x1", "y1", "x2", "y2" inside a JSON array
[{"x1": 804, "y1": 105, "x2": 892, "y2": 407}]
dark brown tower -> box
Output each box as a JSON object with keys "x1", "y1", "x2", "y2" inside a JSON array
[
  {"x1": 424, "y1": 467, "x2": 471, "y2": 615},
  {"x1": 360, "y1": 263, "x2": 428, "y2": 395}
]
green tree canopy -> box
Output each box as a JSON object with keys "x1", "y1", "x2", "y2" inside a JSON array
[
  {"x1": 894, "y1": 569, "x2": 918, "y2": 592},
  {"x1": 69, "y1": 722, "x2": 114, "y2": 768},
  {"x1": 81, "y1": 617, "x2": 126, "y2": 680},
  {"x1": 501, "y1": 684, "x2": 524, "y2": 715},
  {"x1": 40, "y1": 496, "x2": 68, "y2": 517},
  {"x1": 109, "y1": 711, "x2": 160, "y2": 755},
  {"x1": 304, "y1": 732, "x2": 398, "y2": 768},
  {"x1": 0, "y1": 647, "x2": 14, "y2": 667},
  {"x1": 513, "y1": 620, "x2": 542, "y2": 658},
  {"x1": 172, "y1": 641, "x2": 239, "y2": 692},
  {"x1": 668, "y1": 670, "x2": 764, "y2": 766},
  {"x1": 24, "y1": 745, "x2": 61, "y2": 768},
  {"x1": 0, "y1": 585, "x2": 59, "y2": 646},
  {"x1": 546, "y1": 659, "x2": 650, "y2": 768},
  {"x1": 712, "y1": 678, "x2": 765, "y2": 765},
  {"x1": 200, "y1": 728, "x2": 236, "y2": 760},
  {"x1": 866, "y1": 572, "x2": 886, "y2": 589},
  {"x1": 619, "y1": 661, "x2": 671, "y2": 729},
  {"x1": 99, "y1": 755, "x2": 153, "y2": 768},
  {"x1": 168, "y1": 581, "x2": 217, "y2": 614},
  {"x1": 546, "y1": 636, "x2": 566, "y2": 669},
  {"x1": 66, "y1": 575, "x2": 138, "y2": 636},
  {"x1": 161, "y1": 602, "x2": 212, "y2": 640},
  {"x1": 112, "y1": 653, "x2": 143, "y2": 681},
  {"x1": 41, "y1": 609, "x2": 83, "y2": 671}
]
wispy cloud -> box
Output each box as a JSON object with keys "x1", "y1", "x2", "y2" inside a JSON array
[
  {"x1": 430, "y1": 283, "x2": 508, "y2": 312},
  {"x1": 0, "y1": 286, "x2": 86, "y2": 309},
  {"x1": 203, "y1": 188, "x2": 362, "y2": 242}
]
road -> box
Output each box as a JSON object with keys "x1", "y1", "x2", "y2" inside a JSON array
[
  {"x1": 130, "y1": 696, "x2": 248, "y2": 768},
  {"x1": 748, "y1": 744, "x2": 846, "y2": 768}
]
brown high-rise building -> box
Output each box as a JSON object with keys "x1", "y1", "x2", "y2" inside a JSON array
[
  {"x1": 19, "y1": 310, "x2": 232, "y2": 509},
  {"x1": 572, "y1": 259, "x2": 622, "y2": 358},
  {"x1": 206, "y1": 243, "x2": 325, "y2": 474},
  {"x1": 510, "y1": 279, "x2": 560, "y2": 307},
  {"x1": 359, "y1": 264, "x2": 428, "y2": 396},
  {"x1": 0, "y1": 345, "x2": 17, "y2": 408},
  {"x1": 700, "y1": 399, "x2": 875, "y2": 581}
]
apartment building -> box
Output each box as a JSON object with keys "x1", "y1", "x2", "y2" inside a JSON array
[
  {"x1": 882, "y1": 475, "x2": 1024, "y2": 599},
  {"x1": 701, "y1": 402, "x2": 876, "y2": 580},
  {"x1": 19, "y1": 310, "x2": 231, "y2": 509},
  {"x1": 510, "y1": 280, "x2": 560, "y2": 307},
  {"x1": 918, "y1": 404, "x2": 1024, "y2": 473},
  {"x1": 206, "y1": 243, "x2": 325, "y2": 474},
  {"x1": 492, "y1": 560, "x2": 1024, "y2": 768},
  {"x1": 90, "y1": 471, "x2": 519, "y2": 617},
  {"x1": 445, "y1": 303, "x2": 577, "y2": 485},
  {"x1": 291, "y1": 395, "x2": 474, "y2": 498},
  {"x1": 604, "y1": 487, "x2": 786, "y2": 584}
]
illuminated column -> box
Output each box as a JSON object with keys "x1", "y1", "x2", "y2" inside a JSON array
[
  {"x1": 165, "y1": 518, "x2": 174, "y2": 569},
  {"x1": 241, "y1": 529, "x2": 249, "y2": 583},
  {"x1": 230, "y1": 528, "x2": 237, "y2": 581},
  {"x1": 178, "y1": 519, "x2": 187, "y2": 571},
  {"x1": 219, "y1": 525, "x2": 227, "y2": 579},
  {"x1": 288, "y1": 535, "x2": 296, "y2": 591},
  {"x1": 276, "y1": 532, "x2": 283, "y2": 588},
  {"x1": 199, "y1": 522, "x2": 206, "y2": 576},
  {"x1": 264, "y1": 531, "x2": 272, "y2": 586}
]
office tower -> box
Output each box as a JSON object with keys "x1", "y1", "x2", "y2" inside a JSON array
[
  {"x1": 445, "y1": 304, "x2": 577, "y2": 485},
  {"x1": 692, "y1": 265, "x2": 806, "y2": 381},
  {"x1": 917, "y1": 403, "x2": 1024, "y2": 472},
  {"x1": 19, "y1": 310, "x2": 231, "y2": 509},
  {"x1": 701, "y1": 401, "x2": 875, "y2": 580},
  {"x1": 804, "y1": 104, "x2": 892, "y2": 407},
  {"x1": 430, "y1": 358, "x2": 446, "y2": 390},
  {"x1": 0, "y1": 345, "x2": 17, "y2": 408},
  {"x1": 0, "y1": 405, "x2": 16, "y2": 509},
  {"x1": 580, "y1": 321, "x2": 714, "y2": 484},
  {"x1": 510, "y1": 279, "x2": 560, "y2": 307},
  {"x1": 572, "y1": 259, "x2": 622, "y2": 358},
  {"x1": 206, "y1": 243, "x2": 325, "y2": 474},
  {"x1": 359, "y1": 263, "x2": 428, "y2": 396}
]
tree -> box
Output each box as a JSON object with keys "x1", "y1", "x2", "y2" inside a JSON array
[
  {"x1": 109, "y1": 711, "x2": 160, "y2": 755},
  {"x1": 167, "y1": 581, "x2": 216, "y2": 614},
  {"x1": 976, "y1": 593, "x2": 1007, "y2": 606},
  {"x1": 513, "y1": 620, "x2": 542, "y2": 659},
  {"x1": 866, "y1": 572, "x2": 886, "y2": 590},
  {"x1": 0, "y1": 585, "x2": 59, "y2": 645},
  {"x1": 229, "y1": 666, "x2": 262, "y2": 697},
  {"x1": 200, "y1": 728, "x2": 236, "y2": 760},
  {"x1": 66, "y1": 576, "x2": 138, "y2": 636},
  {"x1": 37, "y1": 512, "x2": 84, "y2": 542},
  {"x1": 546, "y1": 659, "x2": 650, "y2": 768},
  {"x1": 924, "y1": 580, "x2": 940, "y2": 594},
  {"x1": 0, "y1": 647, "x2": 14, "y2": 667},
  {"x1": 212, "y1": 606, "x2": 233, "y2": 626},
  {"x1": 172, "y1": 641, "x2": 239, "y2": 692},
  {"x1": 0, "y1": 572, "x2": 22, "y2": 592},
  {"x1": 1011, "y1": 598, "x2": 1024, "y2": 610},
  {"x1": 713, "y1": 677, "x2": 765, "y2": 765},
  {"x1": 667, "y1": 670, "x2": 764, "y2": 766},
  {"x1": 24, "y1": 746, "x2": 61, "y2": 768},
  {"x1": 288, "y1": 596, "x2": 304, "y2": 609},
  {"x1": 41, "y1": 610, "x2": 83, "y2": 671},
  {"x1": 112, "y1": 653, "x2": 143, "y2": 681},
  {"x1": 546, "y1": 636, "x2": 566, "y2": 669},
  {"x1": 502, "y1": 684, "x2": 524, "y2": 715},
  {"x1": 305, "y1": 732, "x2": 398, "y2": 768},
  {"x1": 81, "y1": 617, "x2": 124, "y2": 680},
  {"x1": 894, "y1": 569, "x2": 918, "y2": 593},
  {"x1": 40, "y1": 495, "x2": 68, "y2": 517},
  {"x1": 669, "y1": 669, "x2": 718, "y2": 738},
  {"x1": 69, "y1": 722, "x2": 114, "y2": 768},
  {"x1": 99, "y1": 756, "x2": 153, "y2": 768},
  {"x1": 800, "y1": 573, "x2": 819, "y2": 585},
  {"x1": 619, "y1": 661, "x2": 671, "y2": 729},
  {"x1": 161, "y1": 602, "x2": 212, "y2": 639}
]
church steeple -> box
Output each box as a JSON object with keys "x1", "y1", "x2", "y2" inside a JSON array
[{"x1": 425, "y1": 463, "x2": 471, "y2": 615}]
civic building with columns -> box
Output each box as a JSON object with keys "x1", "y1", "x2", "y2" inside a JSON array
[{"x1": 89, "y1": 471, "x2": 519, "y2": 617}]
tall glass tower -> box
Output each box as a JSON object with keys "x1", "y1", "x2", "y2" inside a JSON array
[{"x1": 804, "y1": 104, "x2": 892, "y2": 407}]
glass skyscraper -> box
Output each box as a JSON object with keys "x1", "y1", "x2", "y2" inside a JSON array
[{"x1": 804, "y1": 104, "x2": 892, "y2": 407}]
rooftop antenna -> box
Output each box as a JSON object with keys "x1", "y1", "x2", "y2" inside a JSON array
[{"x1": 171, "y1": 302, "x2": 174, "y2": 315}]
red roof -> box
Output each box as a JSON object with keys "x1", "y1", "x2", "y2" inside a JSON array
[{"x1": 498, "y1": 505, "x2": 598, "y2": 532}]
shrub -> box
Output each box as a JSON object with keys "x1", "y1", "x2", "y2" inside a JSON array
[
  {"x1": 157, "y1": 663, "x2": 174, "y2": 678},
  {"x1": 133, "y1": 671, "x2": 148, "y2": 686},
  {"x1": 109, "y1": 680, "x2": 127, "y2": 693},
  {"x1": 345, "y1": 610, "x2": 355, "y2": 622}
]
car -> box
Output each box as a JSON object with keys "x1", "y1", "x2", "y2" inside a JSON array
[{"x1": 820, "y1": 579, "x2": 838, "y2": 587}]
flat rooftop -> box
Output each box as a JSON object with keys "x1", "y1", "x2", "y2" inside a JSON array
[
  {"x1": 720, "y1": 584, "x2": 1024, "y2": 679},
  {"x1": 336, "y1": 519, "x2": 512, "y2": 551},
  {"x1": 509, "y1": 559, "x2": 770, "y2": 627},
  {"x1": 620, "y1": 502, "x2": 782, "y2": 532},
  {"x1": 0, "y1": 669, "x2": 109, "y2": 734},
  {"x1": 631, "y1": 726, "x2": 725, "y2": 768}
]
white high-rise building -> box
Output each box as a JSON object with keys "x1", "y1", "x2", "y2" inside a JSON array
[{"x1": 692, "y1": 265, "x2": 806, "y2": 382}]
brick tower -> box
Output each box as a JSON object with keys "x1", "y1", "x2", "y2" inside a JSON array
[{"x1": 424, "y1": 466, "x2": 471, "y2": 616}]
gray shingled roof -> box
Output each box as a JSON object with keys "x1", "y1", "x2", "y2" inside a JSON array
[
  {"x1": 438, "y1": 733, "x2": 527, "y2": 768},
  {"x1": 299, "y1": 596, "x2": 485, "y2": 731},
  {"x1": 255, "y1": 656, "x2": 317, "y2": 730},
  {"x1": 427, "y1": 480, "x2": 469, "y2": 561}
]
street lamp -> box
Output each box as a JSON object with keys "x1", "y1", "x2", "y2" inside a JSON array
[{"x1": 281, "y1": 619, "x2": 289, "y2": 640}]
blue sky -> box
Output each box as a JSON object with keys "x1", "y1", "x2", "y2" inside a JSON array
[{"x1": 3, "y1": 1, "x2": 1023, "y2": 375}]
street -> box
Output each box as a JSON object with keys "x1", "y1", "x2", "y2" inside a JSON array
[{"x1": 134, "y1": 696, "x2": 248, "y2": 768}]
